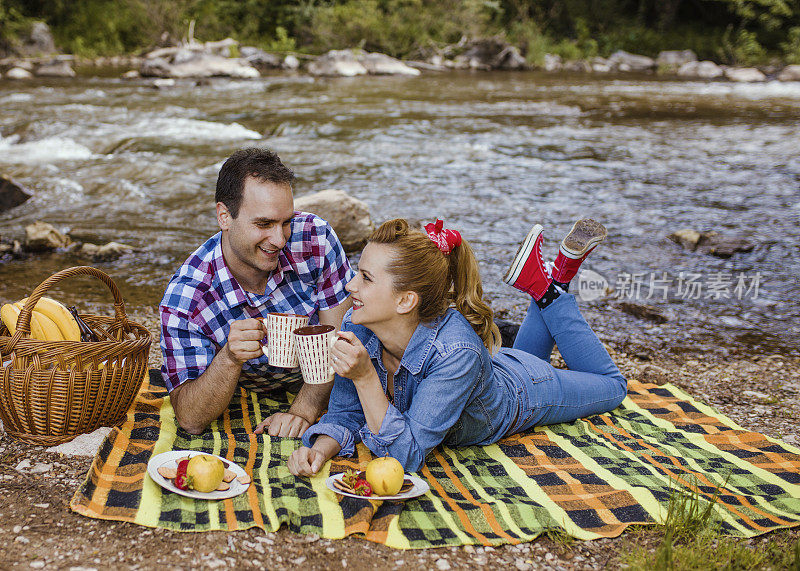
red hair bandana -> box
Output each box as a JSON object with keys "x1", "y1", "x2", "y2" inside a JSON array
[{"x1": 425, "y1": 219, "x2": 462, "y2": 255}]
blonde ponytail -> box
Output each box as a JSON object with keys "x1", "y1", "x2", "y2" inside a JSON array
[
  {"x1": 447, "y1": 240, "x2": 502, "y2": 352},
  {"x1": 368, "y1": 219, "x2": 500, "y2": 351}
]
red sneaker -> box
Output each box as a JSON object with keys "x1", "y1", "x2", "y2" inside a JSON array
[
  {"x1": 503, "y1": 224, "x2": 552, "y2": 299},
  {"x1": 551, "y1": 219, "x2": 607, "y2": 284}
]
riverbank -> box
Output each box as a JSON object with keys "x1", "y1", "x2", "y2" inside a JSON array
[
  {"x1": 1, "y1": 304, "x2": 798, "y2": 569},
  {"x1": 2, "y1": 42, "x2": 800, "y2": 83}
]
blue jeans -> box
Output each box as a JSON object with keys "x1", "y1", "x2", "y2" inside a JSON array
[{"x1": 509, "y1": 294, "x2": 627, "y2": 432}]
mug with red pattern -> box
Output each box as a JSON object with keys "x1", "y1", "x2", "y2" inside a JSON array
[
  {"x1": 262, "y1": 313, "x2": 309, "y2": 368},
  {"x1": 294, "y1": 324, "x2": 336, "y2": 384}
]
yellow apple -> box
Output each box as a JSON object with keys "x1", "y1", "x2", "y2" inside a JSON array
[
  {"x1": 186, "y1": 455, "x2": 225, "y2": 493},
  {"x1": 365, "y1": 456, "x2": 404, "y2": 496}
]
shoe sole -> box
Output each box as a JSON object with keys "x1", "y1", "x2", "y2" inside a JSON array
[
  {"x1": 503, "y1": 224, "x2": 544, "y2": 286},
  {"x1": 560, "y1": 219, "x2": 607, "y2": 259}
]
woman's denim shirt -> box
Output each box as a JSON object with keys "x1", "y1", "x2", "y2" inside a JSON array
[{"x1": 302, "y1": 308, "x2": 516, "y2": 471}]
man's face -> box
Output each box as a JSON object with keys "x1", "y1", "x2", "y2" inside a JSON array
[{"x1": 217, "y1": 177, "x2": 294, "y2": 276}]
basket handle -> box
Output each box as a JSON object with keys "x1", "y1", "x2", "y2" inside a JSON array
[{"x1": 7, "y1": 266, "x2": 130, "y2": 350}]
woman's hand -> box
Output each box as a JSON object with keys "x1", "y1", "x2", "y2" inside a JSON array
[
  {"x1": 331, "y1": 331, "x2": 374, "y2": 383},
  {"x1": 288, "y1": 446, "x2": 327, "y2": 476}
]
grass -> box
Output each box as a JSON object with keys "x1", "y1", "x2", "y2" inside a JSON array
[
  {"x1": 621, "y1": 478, "x2": 800, "y2": 570},
  {"x1": 544, "y1": 527, "x2": 575, "y2": 547}
]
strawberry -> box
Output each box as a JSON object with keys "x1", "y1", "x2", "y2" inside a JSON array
[
  {"x1": 354, "y1": 478, "x2": 372, "y2": 497},
  {"x1": 175, "y1": 458, "x2": 192, "y2": 490},
  {"x1": 174, "y1": 472, "x2": 190, "y2": 490}
]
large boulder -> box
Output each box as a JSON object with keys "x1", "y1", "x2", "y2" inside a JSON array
[
  {"x1": 140, "y1": 52, "x2": 258, "y2": 78},
  {"x1": 0, "y1": 175, "x2": 33, "y2": 212},
  {"x1": 359, "y1": 52, "x2": 420, "y2": 76},
  {"x1": 608, "y1": 50, "x2": 655, "y2": 72},
  {"x1": 140, "y1": 42, "x2": 259, "y2": 78},
  {"x1": 778, "y1": 65, "x2": 800, "y2": 81},
  {"x1": 307, "y1": 50, "x2": 367, "y2": 77},
  {"x1": 656, "y1": 50, "x2": 697, "y2": 69},
  {"x1": 294, "y1": 189, "x2": 373, "y2": 252},
  {"x1": 5, "y1": 66, "x2": 33, "y2": 79},
  {"x1": 24, "y1": 221, "x2": 70, "y2": 251},
  {"x1": 677, "y1": 60, "x2": 723, "y2": 79},
  {"x1": 724, "y1": 67, "x2": 766, "y2": 82},
  {"x1": 35, "y1": 59, "x2": 76, "y2": 77}
]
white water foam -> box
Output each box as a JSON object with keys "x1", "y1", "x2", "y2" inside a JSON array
[
  {"x1": 0, "y1": 93, "x2": 34, "y2": 104},
  {"x1": 129, "y1": 117, "x2": 261, "y2": 141},
  {"x1": 602, "y1": 79, "x2": 800, "y2": 100},
  {"x1": 0, "y1": 134, "x2": 96, "y2": 164}
]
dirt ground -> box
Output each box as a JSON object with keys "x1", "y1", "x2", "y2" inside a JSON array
[{"x1": 1, "y1": 308, "x2": 799, "y2": 570}]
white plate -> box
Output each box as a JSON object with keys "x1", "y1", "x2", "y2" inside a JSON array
[
  {"x1": 146, "y1": 450, "x2": 250, "y2": 500},
  {"x1": 325, "y1": 472, "x2": 430, "y2": 501}
]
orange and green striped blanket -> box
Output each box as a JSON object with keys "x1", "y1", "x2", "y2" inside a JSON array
[{"x1": 70, "y1": 370, "x2": 800, "y2": 548}]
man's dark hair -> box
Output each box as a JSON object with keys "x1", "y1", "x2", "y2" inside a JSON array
[{"x1": 215, "y1": 148, "x2": 295, "y2": 218}]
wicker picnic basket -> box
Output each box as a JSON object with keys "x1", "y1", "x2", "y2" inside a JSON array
[{"x1": 0, "y1": 266, "x2": 152, "y2": 445}]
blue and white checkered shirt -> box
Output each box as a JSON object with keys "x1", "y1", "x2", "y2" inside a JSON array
[{"x1": 159, "y1": 212, "x2": 355, "y2": 394}]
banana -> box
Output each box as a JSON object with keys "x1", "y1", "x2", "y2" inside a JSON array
[
  {"x1": 19, "y1": 296, "x2": 80, "y2": 341},
  {"x1": 1, "y1": 303, "x2": 20, "y2": 335},
  {"x1": 33, "y1": 309, "x2": 64, "y2": 341},
  {"x1": 12, "y1": 302, "x2": 48, "y2": 340}
]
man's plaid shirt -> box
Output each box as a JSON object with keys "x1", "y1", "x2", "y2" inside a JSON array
[{"x1": 159, "y1": 212, "x2": 355, "y2": 393}]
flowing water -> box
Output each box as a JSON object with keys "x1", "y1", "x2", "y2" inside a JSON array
[{"x1": 1, "y1": 71, "x2": 799, "y2": 358}]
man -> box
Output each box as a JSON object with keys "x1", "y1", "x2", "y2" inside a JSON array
[{"x1": 160, "y1": 148, "x2": 354, "y2": 437}]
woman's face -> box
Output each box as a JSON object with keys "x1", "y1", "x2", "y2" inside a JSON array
[{"x1": 346, "y1": 242, "x2": 408, "y2": 328}]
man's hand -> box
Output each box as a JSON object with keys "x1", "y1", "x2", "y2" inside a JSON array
[
  {"x1": 223, "y1": 318, "x2": 266, "y2": 366},
  {"x1": 288, "y1": 446, "x2": 327, "y2": 476},
  {"x1": 254, "y1": 412, "x2": 310, "y2": 438}
]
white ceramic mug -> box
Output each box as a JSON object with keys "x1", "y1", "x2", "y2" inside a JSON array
[
  {"x1": 294, "y1": 324, "x2": 337, "y2": 384},
  {"x1": 262, "y1": 313, "x2": 309, "y2": 368}
]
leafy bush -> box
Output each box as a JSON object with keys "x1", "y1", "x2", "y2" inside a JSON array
[
  {"x1": 3, "y1": 0, "x2": 800, "y2": 64},
  {"x1": 782, "y1": 26, "x2": 800, "y2": 63},
  {"x1": 0, "y1": 1, "x2": 34, "y2": 54},
  {"x1": 298, "y1": 0, "x2": 498, "y2": 57},
  {"x1": 719, "y1": 26, "x2": 767, "y2": 65},
  {"x1": 263, "y1": 26, "x2": 296, "y2": 53}
]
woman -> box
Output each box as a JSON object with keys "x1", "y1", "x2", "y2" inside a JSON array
[{"x1": 288, "y1": 218, "x2": 627, "y2": 474}]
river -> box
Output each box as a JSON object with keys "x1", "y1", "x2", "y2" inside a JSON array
[{"x1": 1, "y1": 71, "x2": 799, "y2": 358}]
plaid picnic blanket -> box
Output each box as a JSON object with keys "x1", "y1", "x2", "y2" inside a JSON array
[{"x1": 70, "y1": 370, "x2": 800, "y2": 548}]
